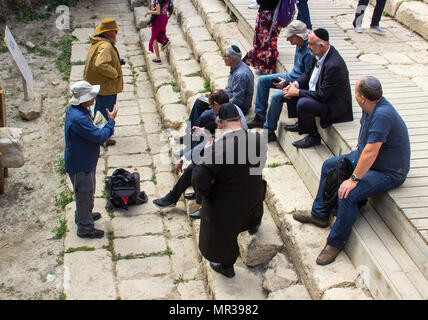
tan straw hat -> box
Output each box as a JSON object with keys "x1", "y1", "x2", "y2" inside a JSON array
[
  {"x1": 95, "y1": 18, "x2": 120, "y2": 34},
  {"x1": 284, "y1": 20, "x2": 310, "y2": 40}
]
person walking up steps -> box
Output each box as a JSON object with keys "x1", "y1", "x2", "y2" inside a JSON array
[
  {"x1": 145, "y1": 0, "x2": 171, "y2": 64},
  {"x1": 353, "y1": 0, "x2": 386, "y2": 33},
  {"x1": 84, "y1": 18, "x2": 123, "y2": 147},
  {"x1": 243, "y1": 0, "x2": 282, "y2": 75}
]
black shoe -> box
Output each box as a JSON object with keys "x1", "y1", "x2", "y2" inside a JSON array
[
  {"x1": 153, "y1": 195, "x2": 176, "y2": 208},
  {"x1": 248, "y1": 114, "x2": 265, "y2": 129},
  {"x1": 283, "y1": 123, "x2": 301, "y2": 132},
  {"x1": 248, "y1": 223, "x2": 260, "y2": 235},
  {"x1": 210, "y1": 262, "x2": 235, "y2": 278},
  {"x1": 92, "y1": 212, "x2": 101, "y2": 221},
  {"x1": 77, "y1": 228, "x2": 104, "y2": 239},
  {"x1": 174, "y1": 135, "x2": 184, "y2": 144},
  {"x1": 268, "y1": 132, "x2": 277, "y2": 143},
  {"x1": 292, "y1": 134, "x2": 321, "y2": 149},
  {"x1": 183, "y1": 192, "x2": 196, "y2": 200},
  {"x1": 189, "y1": 209, "x2": 201, "y2": 219}
]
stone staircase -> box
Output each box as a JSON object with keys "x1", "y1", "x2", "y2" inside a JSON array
[
  {"x1": 222, "y1": 0, "x2": 428, "y2": 300},
  {"x1": 133, "y1": 0, "x2": 372, "y2": 299}
]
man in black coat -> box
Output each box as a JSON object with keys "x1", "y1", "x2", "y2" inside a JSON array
[
  {"x1": 191, "y1": 103, "x2": 268, "y2": 278},
  {"x1": 283, "y1": 28, "x2": 353, "y2": 148}
]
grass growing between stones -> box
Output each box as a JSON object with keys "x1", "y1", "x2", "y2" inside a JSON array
[
  {"x1": 52, "y1": 34, "x2": 78, "y2": 81},
  {"x1": 55, "y1": 188, "x2": 74, "y2": 210},
  {"x1": 52, "y1": 216, "x2": 68, "y2": 239},
  {"x1": 113, "y1": 248, "x2": 173, "y2": 261},
  {"x1": 65, "y1": 246, "x2": 96, "y2": 253}
]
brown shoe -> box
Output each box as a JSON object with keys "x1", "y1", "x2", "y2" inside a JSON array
[
  {"x1": 293, "y1": 211, "x2": 328, "y2": 228},
  {"x1": 316, "y1": 244, "x2": 344, "y2": 265},
  {"x1": 106, "y1": 138, "x2": 116, "y2": 146},
  {"x1": 248, "y1": 114, "x2": 265, "y2": 129}
]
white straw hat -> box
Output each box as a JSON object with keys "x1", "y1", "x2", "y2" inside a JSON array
[{"x1": 69, "y1": 81, "x2": 100, "y2": 105}]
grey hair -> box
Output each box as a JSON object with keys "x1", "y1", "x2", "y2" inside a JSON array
[
  {"x1": 358, "y1": 76, "x2": 383, "y2": 101},
  {"x1": 225, "y1": 45, "x2": 242, "y2": 63}
]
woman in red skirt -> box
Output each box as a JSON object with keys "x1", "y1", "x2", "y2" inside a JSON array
[
  {"x1": 243, "y1": 0, "x2": 281, "y2": 75},
  {"x1": 145, "y1": 0, "x2": 171, "y2": 64}
]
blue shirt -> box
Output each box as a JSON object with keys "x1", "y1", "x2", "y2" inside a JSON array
[
  {"x1": 357, "y1": 97, "x2": 410, "y2": 179},
  {"x1": 288, "y1": 39, "x2": 312, "y2": 81},
  {"x1": 225, "y1": 61, "x2": 254, "y2": 114},
  {"x1": 64, "y1": 104, "x2": 115, "y2": 173}
]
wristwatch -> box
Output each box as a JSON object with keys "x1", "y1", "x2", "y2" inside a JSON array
[{"x1": 350, "y1": 174, "x2": 361, "y2": 183}]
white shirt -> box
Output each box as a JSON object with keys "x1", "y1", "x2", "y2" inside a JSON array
[{"x1": 294, "y1": 45, "x2": 331, "y2": 91}]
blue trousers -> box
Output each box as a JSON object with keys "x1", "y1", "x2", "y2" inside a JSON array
[
  {"x1": 189, "y1": 98, "x2": 210, "y2": 129},
  {"x1": 94, "y1": 94, "x2": 117, "y2": 120},
  {"x1": 254, "y1": 72, "x2": 292, "y2": 134},
  {"x1": 311, "y1": 150, "x2": 405, "y2": 247},
  {"x1": 297, "y1": 0, "x2": 312, "y2": 30}
]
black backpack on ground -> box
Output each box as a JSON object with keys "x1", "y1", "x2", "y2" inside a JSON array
[
  {"x1": 322, "y1": 157, "x2": 367, "y2": 217},
  {"x1": 105, "y1": 168, "x2": 148, "y2": 210}
]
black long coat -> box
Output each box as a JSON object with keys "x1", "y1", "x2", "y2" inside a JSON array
[
  {"x1": 191, "y1": 129, "x2": 267, "y2": 266},
  {"x1": 288, "y1": 45, "x2": 353, "y2": 128}
]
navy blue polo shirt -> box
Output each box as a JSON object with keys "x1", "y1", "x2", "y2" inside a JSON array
[{"x1": 357, "y1": 97, "x2": 410, "y2": 179}]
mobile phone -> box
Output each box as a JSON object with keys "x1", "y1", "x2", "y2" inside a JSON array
[{"x1": 272, "y1": 78, "x2": 280, "y2": 83}]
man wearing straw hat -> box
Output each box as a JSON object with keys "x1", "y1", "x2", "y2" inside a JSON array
[
  {"x1": 65, "y1": 81, "x2": 118, "y2": 239},
  {"x1": 84, "y1": 18, "x2": 123, "y2": 146}
]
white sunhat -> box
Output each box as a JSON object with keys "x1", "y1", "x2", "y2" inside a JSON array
[{"x1": 69, "y1": 81, "x2": 100, "y2": 105}]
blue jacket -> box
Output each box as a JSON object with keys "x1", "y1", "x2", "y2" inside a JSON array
[
  {"x1": 64, "y1": 104, "x2": 115, "y2": 173},
  {"x1": 225, "y1": 61, "x2": 254, "y2": 114}
]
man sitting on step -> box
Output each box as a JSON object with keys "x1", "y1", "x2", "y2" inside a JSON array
[
  {"x1": 248, "y1": 20, "x2": 312, "y2": 143},
  {"x1": 293, "y1": 76, "x2": 410, "y2": 265},
  {"x1": 282, "y1": 28, "x2": 353, "y2": 148},
  {"x1": 175, "y1": 44, "x2": 253, "y2": 144},
  {"x1": 153, "y1": 91, "x2": 248, "y2": 219}
]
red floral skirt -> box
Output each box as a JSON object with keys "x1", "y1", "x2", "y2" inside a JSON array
[{"x1": 243, "y1": 10, "x2": 282, "y2": 73}]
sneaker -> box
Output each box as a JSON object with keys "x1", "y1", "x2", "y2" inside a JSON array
[
  {"x1": 248, "y1": 3, "x2": 260, "y2": 9},
  {"x1": 268, "y1": 132, "x2": 277, "y2": 143},
  {"x1": 174, "y1": 135, "x2": 184, "y2": 144},
  {"x1": 77, "y1": 228, "x2": 104, "y2": 239},
  {"x1": 370, "y1": 25, "x2": 385, "y2": 33},
  {"x1": 92, "y1": 212, "x2": 101, "y2": 221},
  {"x1": 161, "y1": 39, "x2": 170, "y2": 50},
  {"x1": 152, "y1": 59, "x2": 162, "y2": 64},
  {"x1": 354, "y1": 26, "x2": 363, "y2": 33}
]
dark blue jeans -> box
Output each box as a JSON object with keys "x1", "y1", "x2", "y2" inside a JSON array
[
  {"x1": 311, "y1": 150, "x2": 405, "y2": 247},
  {"x1": 297, "y1": 0, "x2": 312, "y2": 30},
  {"x1": 94, "y1": 94, "x2": 117, "y2": 120},
  {"x1": 189, "y1": 98, "x2": 210, "y2": 129}
]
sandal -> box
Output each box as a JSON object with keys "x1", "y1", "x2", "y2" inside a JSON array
[{"x1": 152, "y1": 59, "x2": 162, "y2": 64}]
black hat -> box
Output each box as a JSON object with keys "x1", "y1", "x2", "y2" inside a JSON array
[
  {"x1": 314, "y1": 28, "x2": 329, "y2": 42},
  {"x1": 218, "y1": 102, "x2": 240, "y2": 120}
]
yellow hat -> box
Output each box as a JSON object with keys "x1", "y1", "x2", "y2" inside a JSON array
[{"x1": 95, "y1": 18, "x2": 120, "y2": 34}]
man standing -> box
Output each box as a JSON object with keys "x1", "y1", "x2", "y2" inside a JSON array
[
  {"x1": 192, "y1": 103, "x2": 267, "y2": 278},
  {"x1": 293, "y1": 76, "x2": 410, "y2": 265},
  {"x1": 65, "y1": 81, "x2": 118, "y2": 238},
  {"x1": 84, "y1": 18, "x2": 123, "y2": 146},
  {"x1": 248, "y1": 20, "x2": 312, "y2": 143},
  {"x1": 283, "y1": 28, "x2": 353, "y2": 148}
]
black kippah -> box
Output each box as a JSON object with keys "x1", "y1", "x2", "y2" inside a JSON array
[
  {"x1": 314, "y1": 28, "x2": 329, "y2": 42},
  {"x1": 231, "y1": 44, "x2": 241, "y2": 53}
]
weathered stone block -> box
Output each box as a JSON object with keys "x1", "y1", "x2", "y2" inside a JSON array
[
  {"x1": 134, "y1": 6, "x2": 150, "y2": 29},
  {"x1": 152, "y1": 68, "x2": 175, "y2": 92},
  {"x1": 118, "y1": 276, "x2": 175, "y2": 299},
  {"x1": 168, "y1": 238, "x2": 200, "y2": 280},
  {"x1": 178, "y1": 280, "x2": 210, "y2": 300},
  {"x1": 200, "y1": 52, "x2": 229, "y2": 80},
  {"x1": 114, "y1": 114, "x2": 142, "y2": 127},
  {"x1": 180, "y1": 77, "x2": 206, "y2": 102},
  {"x1": 71, "y1": 43, "x2": 89, "y2": 65},
  {"x1": 192, "y1": 40, "x2": 219, "y2": 61},
  {"x1": 114, "y1": 235, "x2": 167, "y2": 257},
  {"x1": 263, "y1": 266, "x2": 299, "y2": 292},
  {"x1": 130, "y1": 0, "x2": 149, "y2": 11},
  {"x1": 71, "y1": 28, "x2": 92, "y2": 44},
  {"x1": 64, "y1": 249, "x2": 116, "y2": 300},
  {"x1": 396, "y1": 2, "x2": 428, "y2": 41},
  {"x1": 238, "y1": 207, "x2": 283, "y2": 267},
  {"x1": 116, "y1": 256, "x2": 170, "y2": 281},
  {"x1": 0, "y1": 127, "x2": 24, "y2": 168},
  {"x1": 156, "y1": 85, "x2": 182, "y2": 107},
  {"x1": 267, "y1": 285, "x2": 312, "y2": 300},
  {"x1": 112, "y1": 214, "x2": 163, "y2": 237},
  {"x1": 322, "y1": 287, "x2": 372, "y2": 300},
  {"x1": 108, "y1": 153, "x2": 152, "y2": 168},
  {"x1": 139, "y1": 98, "x2": 158, "y2": 113},
  {"x1": 161, "y1": 104, "x2": 188, "y2": 129}
]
